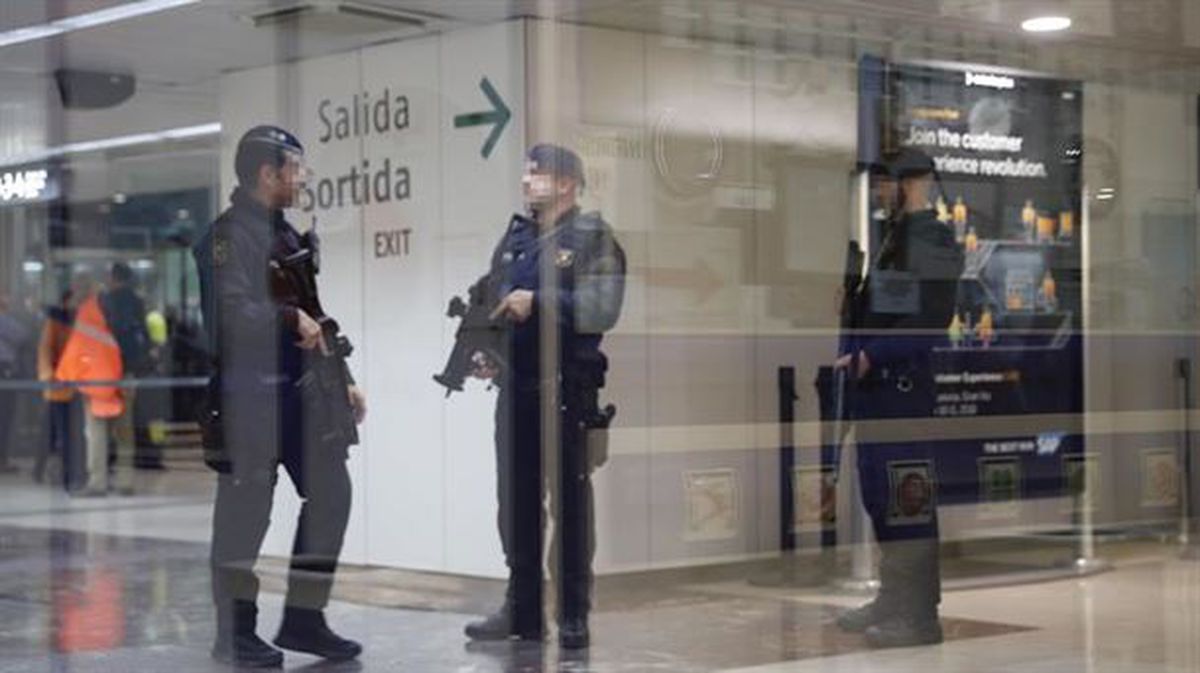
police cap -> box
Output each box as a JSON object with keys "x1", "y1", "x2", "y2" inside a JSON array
[
  {"x1": 238, "y1": 125, "x2": 304, "y2": 156},
  {"x1": 860, "y1": 159, "x2": 893, "y2": 179},
  {"x1": 235, "y1": 125, "x2": 304, "y2": 186},
  {"x1": 527, "y1": 143, "x2": 585, "y2": 187},
  {"x1": 886, "y1": 147, "x2": 937, "y2": 180}
]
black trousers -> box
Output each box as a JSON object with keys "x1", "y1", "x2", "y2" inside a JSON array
[
  {"x1": 209, "y1": 384, "x2": 351, "y2": 616},
  {"x1": 853, "y1": 381, "x2": 941, "y2": 618},
  {"x1": 494, "y1": 383, "x2": 594, "y2": 627},
  {"x1": 33, "y1": 400, "x2": 79, "y2": 488}
]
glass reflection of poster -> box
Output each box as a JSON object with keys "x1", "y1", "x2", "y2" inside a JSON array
[{"x1": 858, "y1": 56, "x2": 1084, "y2": 504}]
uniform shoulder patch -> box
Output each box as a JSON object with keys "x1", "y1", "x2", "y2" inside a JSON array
[{"x1": 212, "y1": 234, "x2": 231, "y2": 268}]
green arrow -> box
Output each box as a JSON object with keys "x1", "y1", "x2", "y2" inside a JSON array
[{"x1": 454, "y1": 77, "x2": 511, "y2": 159}]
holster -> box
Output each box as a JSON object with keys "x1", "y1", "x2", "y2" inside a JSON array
[
  {"x1": 584, "y1": 400, "x2": 616, "y2": 470},
  {"x1": 566, "y1": 353, "x2": 616, "y2": 470},
  {"x1": 197, "y1": 373, "x2": 230, "y2": 473}
]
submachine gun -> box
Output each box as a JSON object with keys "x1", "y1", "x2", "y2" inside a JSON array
[
  {"x1": 270, "y1": 230, "x2": 359, "y2": 448},
  {"x1": 433, "y1": 272, "x2": 508, "y2": 396}
]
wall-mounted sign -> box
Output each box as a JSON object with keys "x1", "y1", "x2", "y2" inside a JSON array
[
  {"x1": 0, "y1": 166, "x2": 58, "y2": 204},
  {"x1": 857, "y1": 56, "x2": 1085, "y2": 506}
]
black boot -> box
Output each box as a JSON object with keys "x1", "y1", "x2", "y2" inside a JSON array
[
  {"x1": 464, "y1": 606, "x2": 514, "y2": 642},
  {"x1": 558, "y1": 616, "x2": 589, "y2": 650},
  {"x1": 837, "y1": 540, "x2": 912, "y2": 634},
  {"x1": 212, "y1": 601, "x2": 284, "y2": 668},
  {"x1": 836, "y1": 597, "x2": 895, "y2": 633},
  {"x1": 864, "y1": 616, "x2": 943, "y2": 648},
  {"x1": 863, "y1": 539, "x2": 942, "y2": 648},
  {"x1": 464, "y1": 600, "x2": 543, "y2": 642},
  {"x1": 274, "y1": 607, "x2": 362, "y2": 661}
]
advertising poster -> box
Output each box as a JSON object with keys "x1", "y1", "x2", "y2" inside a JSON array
[{"x1": 858, "y1": 56, "x2": 1084, "y2": 505}]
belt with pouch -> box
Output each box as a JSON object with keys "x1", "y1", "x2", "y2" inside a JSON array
[{"x1": 861, "y1": 362, "x2": 919, "y2": 394}]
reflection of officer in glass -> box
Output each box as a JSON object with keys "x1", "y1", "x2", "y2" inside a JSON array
[
  {"x1": 835, "y1": 149, "x2": 963, "y2": 648},
  {"x1": 194, "y1": 126, "x2": 367, "y2": 668},
  {"x1": 464, "y1": 145, "x2": 626, "y2": 650}
]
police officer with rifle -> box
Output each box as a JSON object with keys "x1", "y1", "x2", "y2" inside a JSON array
[
  {"x1": 440, "y1": 144, "x2": 625, "y2": 649},
  {"x1": 834, "y1": 148, "x2": 963, "y2": 648},
  {"x1": 194, "y1": 126, "x2": 366, "y2": 668}
]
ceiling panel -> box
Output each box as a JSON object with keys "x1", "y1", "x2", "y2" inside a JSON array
[{"x1": 1, "y1": 0, "x2": 1196, "y2": 197}]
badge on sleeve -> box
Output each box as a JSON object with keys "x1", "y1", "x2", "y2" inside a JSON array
[
  {"x1": 556, "y1": 249, "x2": 576, "y2": 269},
  {"x1": 887, "y1": 459, "x2": 935, "y2": 526},
  {"x1": 212, "y1": 236, "x2": 230, "y2": 268}
]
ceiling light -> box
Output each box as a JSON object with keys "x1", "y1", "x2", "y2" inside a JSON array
[
  {"x1": 0, "y1": 25, "x2": 66, "y2": 48},
  {"x1": 242, "y1": 1, "x2": 436, "y2": 30},
  {"x1": 1022, "y1": 16, "x2": 1072, "y2": 33},
  {"x1": 0, "y1": 122, "x2": 221, "y2": 168},
  {"x1": 0, "y1": 0, "x2": 200, "y2": 49}
]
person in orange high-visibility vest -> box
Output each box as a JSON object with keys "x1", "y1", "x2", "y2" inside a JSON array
[
  {"x1": 56, "y1": 279, "x2": 130, "y2": 496},
  {"x1": 32, "y1": 290, "x2": 79, "y2": 487}
]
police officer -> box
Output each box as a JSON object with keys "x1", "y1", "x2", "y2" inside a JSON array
[
  {"x1": 194, "y1": 126, "x2": 367, "y2": 667},
  {"x1": 835, "y1": 148, "x2": 963, "y2": 648},
  {"x1": 463, "y1": 144, "x2": 626, "y2": 650}
]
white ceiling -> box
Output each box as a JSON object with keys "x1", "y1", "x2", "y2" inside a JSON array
[
  {"x1": 4, "y1": 1, "x2": 1197, "y2": 92},
  {"x1": 1, "y1": 0, "x2": 1196, "y2": 198}
]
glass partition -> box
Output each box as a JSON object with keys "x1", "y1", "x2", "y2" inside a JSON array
[{"x1": 0, "y1": 1, "x2": 1197, "y2": 671}]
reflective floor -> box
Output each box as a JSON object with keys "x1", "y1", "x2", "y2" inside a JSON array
[{"x1": 1, "y1": 473, "x2": 1198, "y2": 672}]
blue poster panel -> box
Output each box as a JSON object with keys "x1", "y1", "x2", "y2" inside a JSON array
[{"x1": 856, "y1": 56, "x2": 1084, "y2": 505}]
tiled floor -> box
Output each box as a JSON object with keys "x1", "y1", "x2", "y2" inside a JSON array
[{"x1": 0, "y1": 471, "x2": 1198, "y2": 672}]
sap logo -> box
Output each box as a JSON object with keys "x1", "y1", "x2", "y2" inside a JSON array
[
  {"x1": 0, "y1": 169, "x2": 49, "y2": 203},
  {"x1": 1037, "y1": 433, "x2": 1065, "y2": 456},
  {"x1": 965, "y1": 71, "x2": 1016, "y2": 90}
]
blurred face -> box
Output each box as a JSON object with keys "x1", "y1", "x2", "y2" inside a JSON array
[
  {"x1": 260, "y1": 150, "x2": 307, "y2": 209},
  {"x1": 900, "y1": 173, "x2": 934, "y2": 211},
  {"x1": 522, "y1": 164, "x2": 575, "y2": 209},
  {"x1": 872, "y1": 176, "x2": 898, "y2": 213},
  {"x1": 522, "y1": 169, "x2": 556, "y2": 207}
]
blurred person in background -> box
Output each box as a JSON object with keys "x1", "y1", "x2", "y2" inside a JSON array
[
  {"x1": 56, "y1": 276, "x2": 133, "y2": 497},
  {"x1": 0, "y1": 294, "x2": 33, "y2": 474},
  {"x1": 99, "y1": 262, "x2": 151, "y2": 478},
  {"x1": 33, "y1": 290, "x2": 79, "y2": 488}
]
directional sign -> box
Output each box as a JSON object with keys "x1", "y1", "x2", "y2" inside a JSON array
[{"x1": 454, "y1": 77, "x2": 511, "y2": 159}]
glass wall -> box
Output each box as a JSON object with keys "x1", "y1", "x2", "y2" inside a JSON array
[{"x1": 0, "y1": 1, "x2": 1197, "y2": 671}]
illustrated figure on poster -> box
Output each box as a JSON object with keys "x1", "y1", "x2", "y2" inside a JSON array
[
  {"x1": 194, "y1": 126, "x2": 367, "y2": 668},
  {"x1": 1022, "y1": 199, "x2": 1037, "y2": 241},
  {"x1": 835, "y1": 148, "x2": 964, "y2": 648},
  {"x1": 440, "y1": 144, "x2": 625, "y2": 650}
]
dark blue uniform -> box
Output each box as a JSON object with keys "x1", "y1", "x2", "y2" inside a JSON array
[
  {"x1": 194, "y1": 187, "x2": 352, "y2": 624},
  {"x1": 486, "y1": 206, "x2": 625, "y2": 631},
  {"x1": 846, "y1": 207, "x2": 963, "y2": 623}
]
